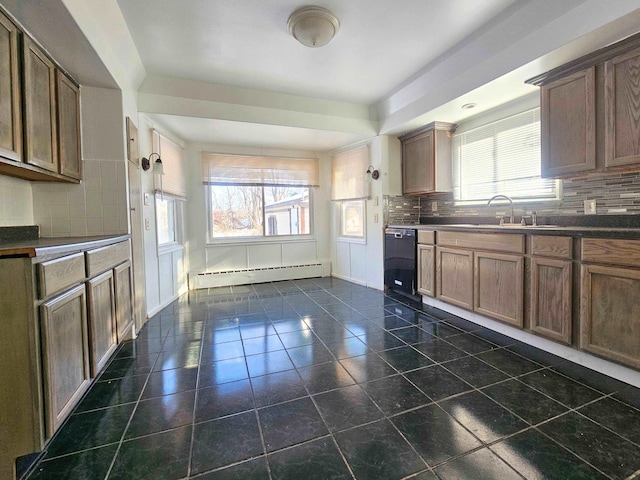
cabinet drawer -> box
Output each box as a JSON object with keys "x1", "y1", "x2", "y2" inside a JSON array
[
  {"x1": 581, "y1": 238, "x2": 640, "y2": 267},
  {"x1": 418, "y1": 230, "x2": 435, "y2": 244},
  {"x1": 531, "y1": 235, "x2": 572, "y2": 259},
  {"x1": 437, "y1": 231, "x2": 524, "y2": 253},
  {"x1": 86, "y1": 241, "x2": 129, "y2": 277},
  {"x1": 37, "y1": 252, "x2": 85, "y2": 299}
]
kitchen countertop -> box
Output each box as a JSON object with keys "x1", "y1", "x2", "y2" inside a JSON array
[
  {"x1": 387, "y1": 223, "x2": 640, "y2": 239},
  {"x1": 0, "y1": 234, "x2": 131, "y2": 259}
]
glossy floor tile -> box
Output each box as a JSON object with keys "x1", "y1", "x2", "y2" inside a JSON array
[{"x1": 26, "y1": 278, "x2": 640, "y2": 480}]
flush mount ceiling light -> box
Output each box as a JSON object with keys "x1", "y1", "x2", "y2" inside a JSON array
[
  {"x1": 461, "y1": 103, "x2": 477, "y2": 110},
  {"x1": 288, "y1": 6, "x2": 340, "y2": 48}
]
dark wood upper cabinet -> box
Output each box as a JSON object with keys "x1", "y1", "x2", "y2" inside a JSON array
[
  {"x1": 540, "y1": 67, "x2": 596, "y2": 177},
  {"x1": 400, "y1": 122, "x2": 456, "y2": 195},
  {"x1": 23, "y1": 36, "x2": 58, "y2": 173},
  {"x1": 0, "y1": 10, "x2": 21, "y2": 162},
  {"x1": 604, "y1": 46, "x2": 640, "y2": 168},
  {"x1": 529, "y1": 32, "x2": 640, "y2": 178},
  {"x1": 57, "y1": 71, "x2": 82, "y2": 180}
]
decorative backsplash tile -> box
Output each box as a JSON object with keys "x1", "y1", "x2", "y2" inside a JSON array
[
  {"x1": 382, "y1": 171, "x2": 640, "y2": 223},
  {"x1": 385, "y1": 195, "x2": 421, "y2": 225}
]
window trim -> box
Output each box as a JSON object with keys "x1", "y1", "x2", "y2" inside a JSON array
[
  {"x1": 452, "y1": 107, "x2": 561, "y2": 205},
  {"x1": 155, "y1": 192, "x2": 184, "y2": 255},
  {"x1": 205, "y1": 185, "x2": 315, "y2": 245},
  {"x1": 336, "y1": 199, "x2": 367, "y2": 244}
]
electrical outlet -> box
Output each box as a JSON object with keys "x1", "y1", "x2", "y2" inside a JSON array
[
  {"x1": 374, "y1": 213, "x2": 379, "y2": 223},
  {"x1": 144, "y1": 193, "x2": 151, "y2": 206},
  {"x1": 584, "y1": 199, "x2": 597, "y2": 215},
  {"x1": 372, "y1": 196, "x2": 379, "y2": 206},
  {"x1": 145, "y1": 218, "x2": 150, "y2": 230},
  {"x1": 432, "y1": 201, "x2": 438, "y2": 212}
]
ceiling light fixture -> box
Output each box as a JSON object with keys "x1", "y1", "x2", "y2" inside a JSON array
[
  {"x1": 288, "y1": 6, "x2": 340, "y2": 48},
  {"x1": 461, "y1": 103, "x2": 477, "y2": 110}
]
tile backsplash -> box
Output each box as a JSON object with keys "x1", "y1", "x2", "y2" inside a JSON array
[
  {"x1": 0, "y1": 175, "x2": 33, "y2": 226},
  {"x1": 384, "y1": 171, "x2": 640, "y2": 223},
  {"x1": 32, "y1": 158, "x2": 128, "y2": 237}
]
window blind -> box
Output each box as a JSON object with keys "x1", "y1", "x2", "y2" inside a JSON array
[
  {"x1": 201, "y1": 153, "x2": 319, "y2": 187},
  {"x1": 153, "y1": 131, "x2": 187, "y2": 198},
  {"x1": 331, "y1": 144, "x2": 370, "y2": 201},
  {"x1": 452, "y1": 108, "x2": 558, "y2": 202}
]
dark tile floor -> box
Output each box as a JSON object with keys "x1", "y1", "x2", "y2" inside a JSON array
[{"x1": 26, "y1": 278, "x2": 640, "y2": 480}]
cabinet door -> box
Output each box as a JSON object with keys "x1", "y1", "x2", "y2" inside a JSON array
[
  {"x1": 0, "y1": 11, "x2": 21, "y2": 162},
  {"x1": 436, "y1": 247, "x2": 473, "y2": 309},
  {"x1": 417, "y1": 244, "x2": 435, "y2": 297},
  {"x1": 474, "y1": 251, "x2": 523, "y2": 327},
  {"x1": 541, "y1": 67, "x2": 596, "y2": 177},
  {"x1": 605, "y1": 47, "x2": 640, "y2": 168},
  {"x1": 402, "y1": 130, "x2": 433, "y2": 194},
  {"x1": 56, "y1": 71, "x2": 81, "y2": 179},
  {"x1": 87, "y1": 270, "x2": 117, "y2": 377},
  {"x1": 23, "y1": 37, "x2": 57, "y2": 172},
  {"x1": 580, "y1": 264, "x2": 640, "y2": 369},
  {"x1": 40, "y1": 284, "x2": 90, "y2": 437},
  {"x1": 530, "y1": 257, "x2": 572, "y2": 344},
  {"x1": 114, "y1": 261, "x2": 134, "y2": 341}
]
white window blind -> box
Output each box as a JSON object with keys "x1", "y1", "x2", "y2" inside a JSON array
[
  {"x1": 452, "y1": 108, "x2": 558, "y2": 202},
  {"x1": 153, "y1": 131, "x2": 186, "y2": 198},
  {"x1": 331, "y1": 144, "x2": 370, "y2": 201},
  {"x1": 201, "y1": 153, "x2": 319, "y2": 187}
]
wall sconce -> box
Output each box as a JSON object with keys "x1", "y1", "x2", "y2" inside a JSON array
[
  {"x1": 366, "y1": 165, "x2": 380, "y2": 181},
  {"x1": 141, "y1": 153, "x2": 164, "y2": 175}
]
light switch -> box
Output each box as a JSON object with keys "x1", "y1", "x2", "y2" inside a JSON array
[
  {"x1": 145, "y1": 218, "x2": 150, "y2": 230},
  {"x1": 144, "y1": 193, "x2": 151, "y2": 206},
  {"x1": 372, "y1": 196, "x2": 379, "y2": 206},
  {"x1": 374, "y1": 213, "x2": 379, "y2": 223}
]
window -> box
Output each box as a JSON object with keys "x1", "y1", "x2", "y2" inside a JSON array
[
  {"x1": 340, "y1": 200, "x2": 365, "y2": 238},
  {"x1": 156, "y1": 195, "x2": 177, "y2": 245},
  {"x1": 202, "y1": 153, "x2": 318, "y2": 240},
  {"x1": 331, "y1": 144, "x2": 370, "y2": 240},
  {"x1": 207, "y1": 185, "x2": 311, "y2": 238},
  {"x1": 452, "y1": 108, "x2": 559, "y2": 203}
]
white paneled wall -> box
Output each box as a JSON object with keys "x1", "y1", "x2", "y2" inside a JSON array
[
  {"x1": 0, "y1": 175, "x2": 33, "y2": 226},
  {"x1": 32, "y1": 159, "x2": 128, "y2": 237},
  {"x1": 205, "y1": 240, "x2": 319, "y2": 272}
]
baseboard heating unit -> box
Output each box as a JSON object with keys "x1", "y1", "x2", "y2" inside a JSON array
[{"x1": 193, "y1": 262, "x2": 329, "y2": 289}]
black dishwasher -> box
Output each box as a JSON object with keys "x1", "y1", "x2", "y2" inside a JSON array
[{"x1": 384, "y1": 228, "x2": 417, "y2": 296}]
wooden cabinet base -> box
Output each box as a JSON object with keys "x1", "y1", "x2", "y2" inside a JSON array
[
  {"x1": 581, "y1": 264, "x2": 640, "y2": 369},
  {"x1": 530, "y1": 258, "x2": 572, "y2": 344},
  {"x1": 474, "y1": 251, "x2": 524, "y2": 327}
]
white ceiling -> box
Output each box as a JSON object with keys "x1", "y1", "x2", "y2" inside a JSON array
[{"x1": 117, "y1": 0, "x2": 517, "y2": 105}]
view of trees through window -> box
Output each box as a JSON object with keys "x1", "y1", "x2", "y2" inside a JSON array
[{"x1": 208, "y1": 185, "x2": 310, "y2": 238}]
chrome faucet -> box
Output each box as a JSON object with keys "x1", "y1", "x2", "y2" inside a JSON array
[{"x1": 487, "y1": 194, "x2": 514, "y2": 224}]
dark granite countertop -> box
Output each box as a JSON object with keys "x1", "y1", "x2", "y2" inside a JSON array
[
  {"x1": 387, "y1": 222, "x2": 640, "y2": 239},
  {"x1": 0, "y1": 234, "x2": 131, "y2": 259}
]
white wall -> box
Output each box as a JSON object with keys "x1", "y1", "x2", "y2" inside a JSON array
[
  {"x1": 138, "y1": 115, "x2": 188, "y2": 316},
  {"x1": 185, "y1": 143, "x2": 331, "y2": 282},
  {"x1": 332, "y1": 135, "x2": 402, "y2": 289}
]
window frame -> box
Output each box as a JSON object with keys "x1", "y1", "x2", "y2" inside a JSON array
[
  {"x1": 205, "y1": 184, "x2": 315, "y2": 244},
  {"x1": 337, "y1": 199, "x2": 366, "y2": 244},
  {"x1": 155, "y1": 193, "x2": 184, "y2": 254},
  {"x1": 452, "y1": 107, "x2": 561, "y2": 205}
]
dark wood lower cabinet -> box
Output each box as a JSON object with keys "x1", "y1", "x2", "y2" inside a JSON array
[
  {"x1": 436, "y1": 247, "x2": 473, "y2": 310},
  {"x1": 474, "y1": 251, "x2": 524, "y2": 327},
  {"x1": 114, "y1": 260, "x2": 134, "y2": 341},
  {"x1": 530, "y1": 257, "x2": 572, "y2": 344},
  {"x1": 417, "y1": 244, "x2": 435, "y2": 297},
  {"x1": 580, "y1": 264, "x2": 640, "y2": 369},
  {"x1": 87, "y1": 270, "x2": 117, "y2": 377},
  {"x1": 40, "y1": 284, "x2": 90, "y2": 437}
]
